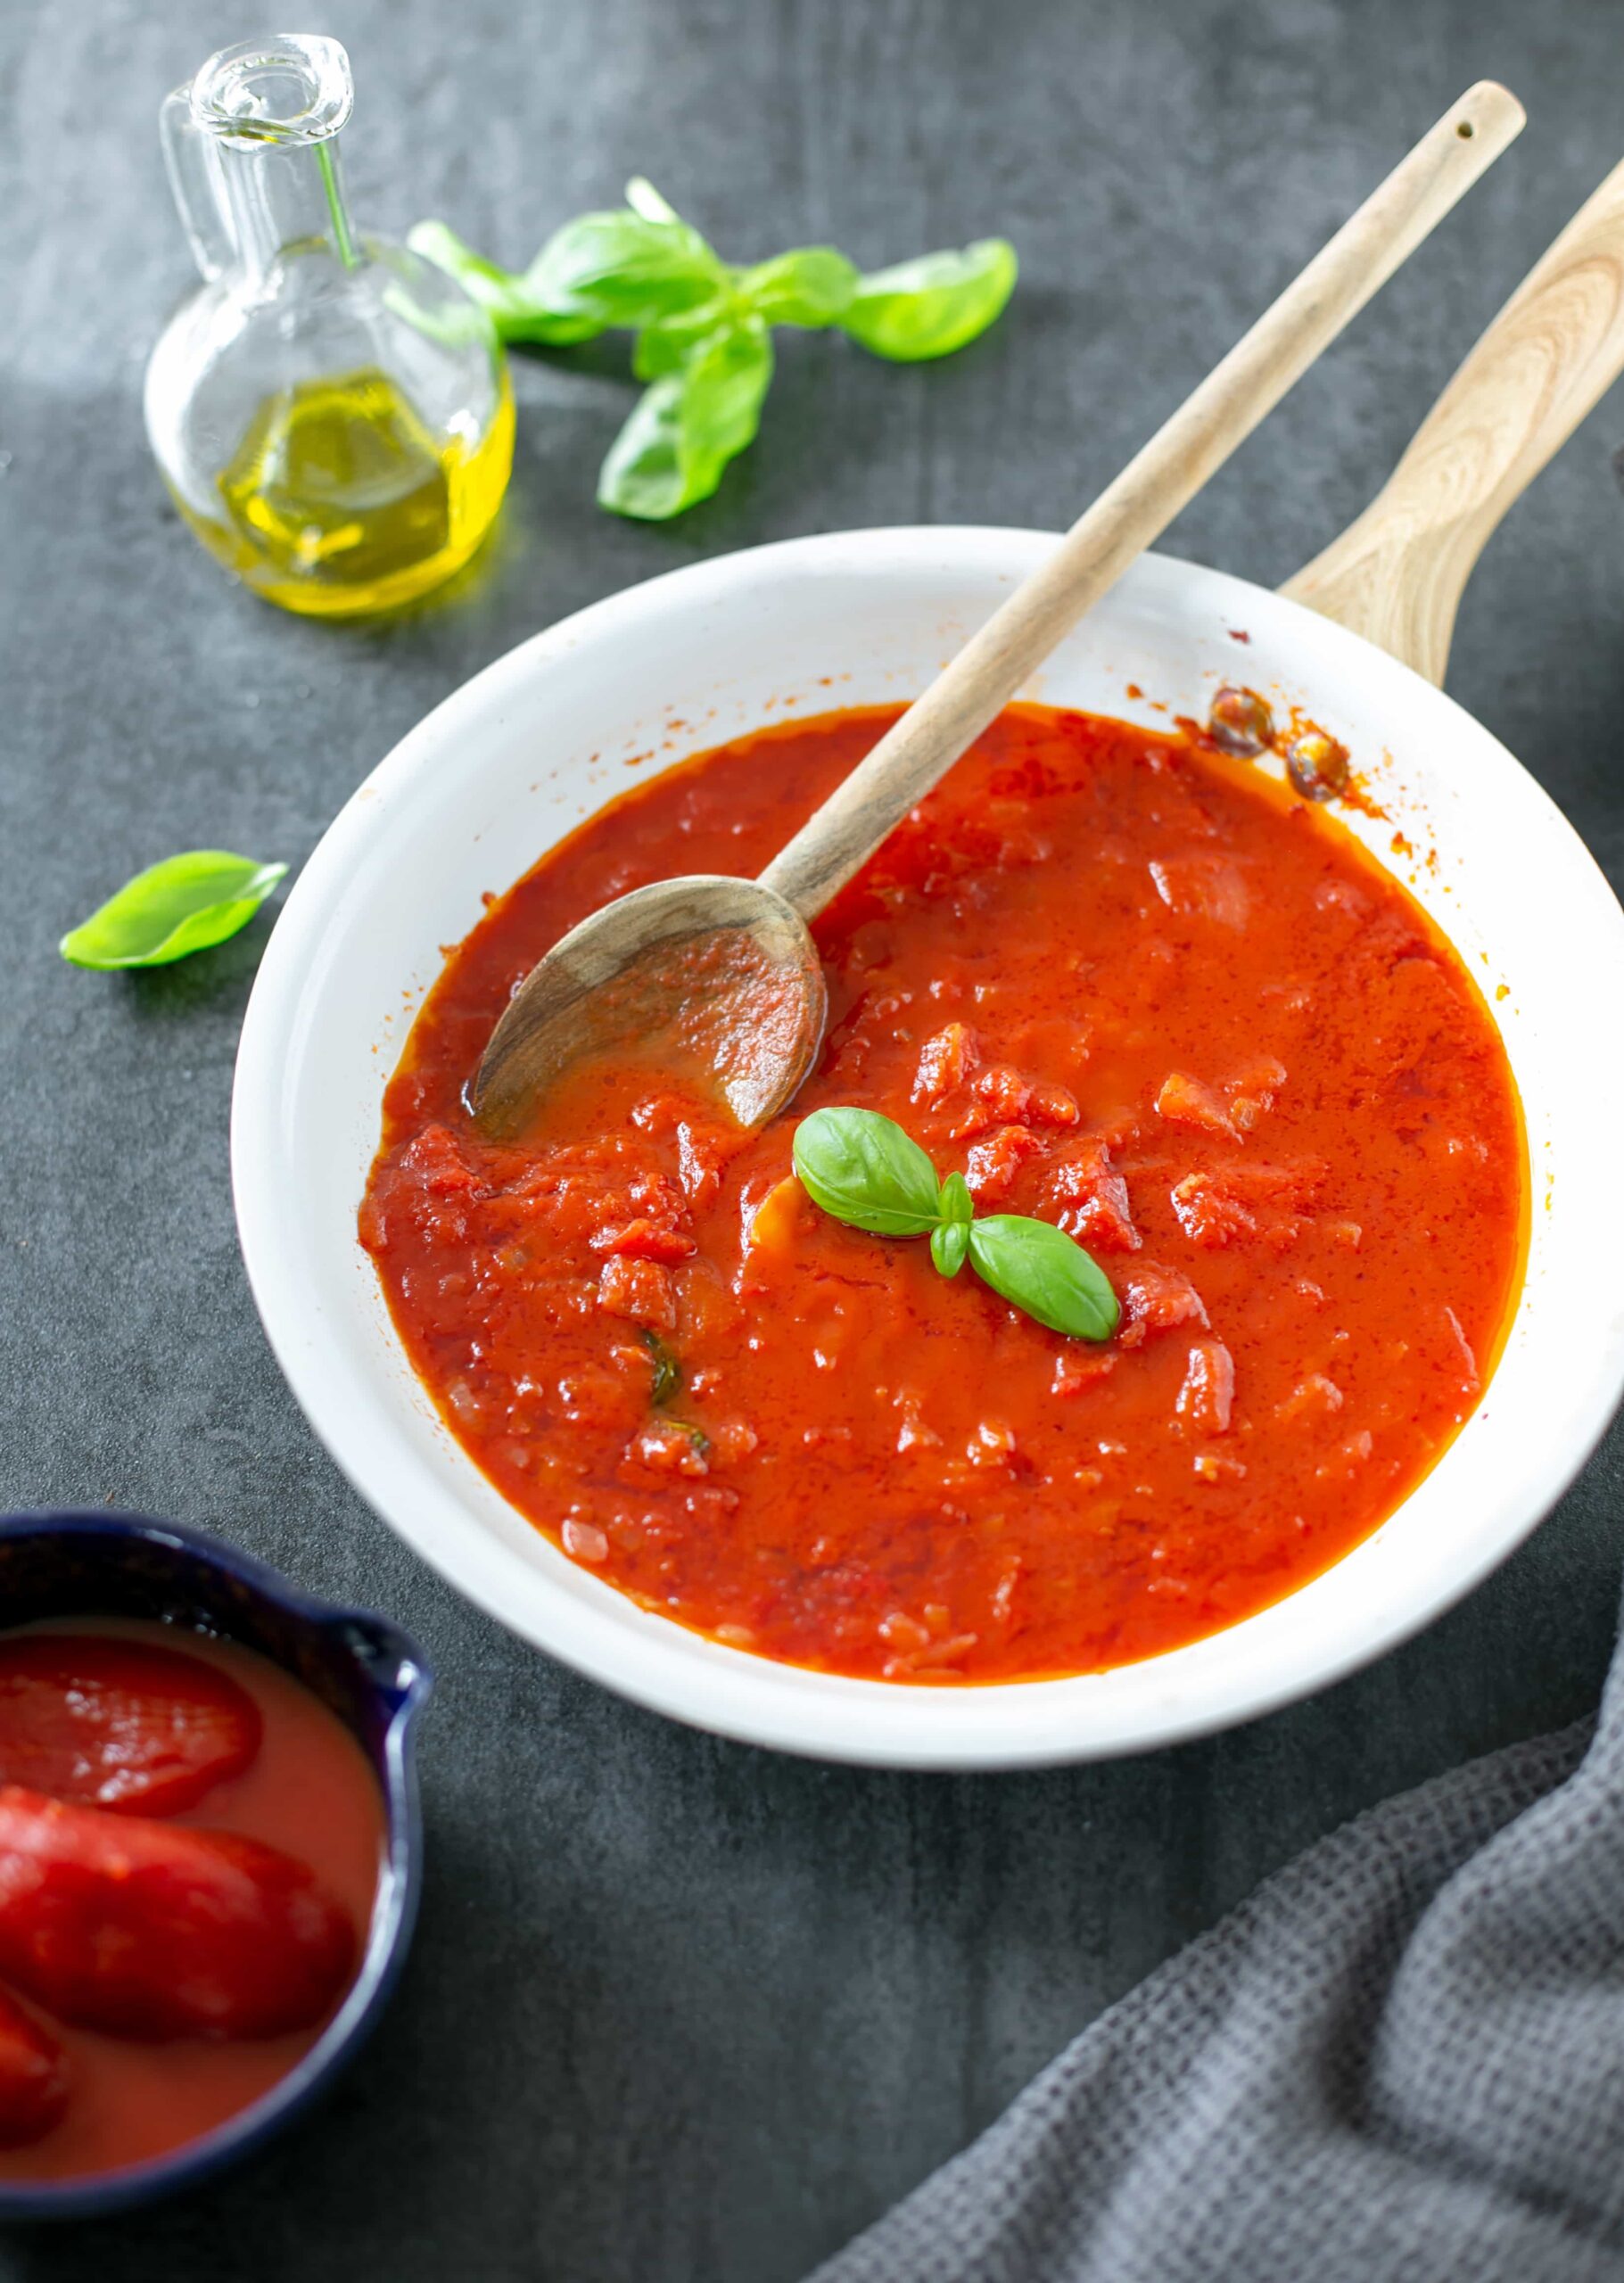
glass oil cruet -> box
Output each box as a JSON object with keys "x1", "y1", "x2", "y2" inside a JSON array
[{"x1": 145, "y1": 35, "x2": 514, "y2": 617}]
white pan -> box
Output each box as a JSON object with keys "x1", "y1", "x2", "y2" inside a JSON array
[{"x1": 232, "y1": 163, "x2": 1624, "y2": 1768}]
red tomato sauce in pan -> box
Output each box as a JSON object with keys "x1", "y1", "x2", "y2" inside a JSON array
[
  {"x1": 0, "y1": 1619, "x2": 382, "y2": 2183},
  {"x1": 360, "y1": 705, "x2": 1526, "y2": 1684}
]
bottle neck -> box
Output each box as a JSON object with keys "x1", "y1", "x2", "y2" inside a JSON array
[
  {"x1": 219, "y1": 132, "x2": 360, "y2": 280},
  {"x1": 163, "y1": 36, "x2": 361, "y2": 286}
]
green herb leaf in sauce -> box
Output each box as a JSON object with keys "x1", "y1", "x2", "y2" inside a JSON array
[
  {"x1": 930, "y1": 1169, "x2": 974, "y2": 1277},
  {"x1": 967, "y1": 1215, "x2": 1119, "y2": 1342},
  {"x1": 640, "y1": 1329, "x2": 682, "y2": 1405},
  {"x1": 410, "y1": 183, "x2": 1015, "y2": 518},
  {"x1": 793, "y1": 1107, "x2": 945, "y2": 1239},
  {"x1": 60, "y1": 852, "x2": 288, "y2": 970},
  {"x1": 793, "y1": 1108, "x2": 1118, "y2": 1341}
]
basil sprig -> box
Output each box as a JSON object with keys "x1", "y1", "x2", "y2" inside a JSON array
[
  {"x1": 409, "y1": 181, "x2": 1016, "y2": 520},
  {"x1": 60, "y1": 851, "x2": 287, "y2": 970},
  {"x1": 792, "y1": 1109, "x2": 1118, "y2": 1342}
]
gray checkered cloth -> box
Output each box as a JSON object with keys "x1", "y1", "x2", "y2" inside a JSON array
[{"x1": 812, "y1": 1633, "x2": 1624, "y2": 2281}]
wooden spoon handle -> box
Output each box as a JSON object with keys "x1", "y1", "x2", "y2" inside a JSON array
[
  {"x1": 756, "y1": 81, "x2": 1524, "y2": 919},
  {"x1": 1282, "y1": 155, "x2": 1624, "y2": 681}
]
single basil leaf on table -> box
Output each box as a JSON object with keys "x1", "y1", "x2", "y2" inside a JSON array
[
  {"x1": 599, "y1": 317, "x2": 774, "y2": 519},
  {"x1": 735, "y1": 247, "x2": 859, "y2": 328},
  {"x1": 793, "y1": 1107, "x2": 944, "y2": 1239},
  {"x1": 967, "y1": 1214, "x2": 1118, "y2": 1341},
  {"x1": 60, "y1": 852, "x2": 287, "y2": 971},
  {"x1": 841, "y1": 237, "x2": 1018, "y2": 362}
]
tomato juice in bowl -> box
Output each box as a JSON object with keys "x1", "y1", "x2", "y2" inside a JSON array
[
  {"x1": 232, "y1": 532, "x2": 1624, "y2": 1768},
  {"x1": 0, "y1": 1513, "x2": 430, "y2": 2218}
]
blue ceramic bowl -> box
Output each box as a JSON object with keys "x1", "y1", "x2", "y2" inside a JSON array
[{"x1": 0, "y1": 1510, "x2": 433, "y2": 2221}]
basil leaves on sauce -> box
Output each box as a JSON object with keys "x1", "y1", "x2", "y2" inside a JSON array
[{"x1": 792, "y1": 1107, "x2": 1118, "y2": 1342}]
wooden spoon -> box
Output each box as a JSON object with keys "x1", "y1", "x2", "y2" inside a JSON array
[{"x1": 472, "y1": 82, "x2": 1522, "y2": 1137}]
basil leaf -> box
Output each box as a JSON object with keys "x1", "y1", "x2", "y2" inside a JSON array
[
  {"x1": 793, "y1": 1108, "x2": 944, "y2": 1239},
  {"x1": 938, "y1": 1170, "x2": 973, "y2": 1225},
  {"x1": 841, "y1": 237, "x2": 1017, "y2": 362},
  {"x1": 736, "y1": 247, "x2": 858, "y2": 328},
  {"x1": 931, "y1": 1216, "x2": 971, "y2": 1277},
  {"x1": 598, "y1": 376, "x2": 688, "y2": 515},
  {"x1": 933, "y1": 1169, "x2": 974, "y2": 1271},
  {"x1": 641, "y1": 1328, "x2": 681, "y2": 1405},
  {"x1": 61, "y1": 852, "x2": 287, "y2": 971},
  {"x1": 631, "y1": 295, "x2": 736, "y2": 380},
  {"x1": 967, "y1": 1216, "x2": 1118, "y2": 1341},
  {"x1": 410, "y1": 190, "x2": 725, "y2": 343},
  {"x1": 407, "y1": 221, "x2": 598, "y2": 345},
  {"x1": 598, "y1": 318, "x2": 774, "y2": 519},
  {"x1": 524, "y1": 202, "x2": 726, "y2": 334}
]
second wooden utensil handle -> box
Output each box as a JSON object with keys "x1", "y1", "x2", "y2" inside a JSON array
[
  {"x1": 757, "y1": 79, "x2": 1523, "y2": 921},
  {"x1": 1282, "y1": 152, "x2": 1624, "y2": 681}
]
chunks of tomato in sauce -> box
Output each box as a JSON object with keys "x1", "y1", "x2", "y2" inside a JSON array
[
  {"x1": 0, "y1": 1636, "x2": 261, "y2": 1816},
  {"x1": 360, "y1": 704, "x2": 1525, "y2": 1685}
]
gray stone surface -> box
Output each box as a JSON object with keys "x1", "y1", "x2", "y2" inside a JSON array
[{"x1": 2, "y1": 1, "x2": 1621, "y2": 2276}]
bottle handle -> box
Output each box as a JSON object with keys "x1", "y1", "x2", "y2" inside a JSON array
[{"x1": 160, "y1": 85, "x2": 235, "y2": 283}]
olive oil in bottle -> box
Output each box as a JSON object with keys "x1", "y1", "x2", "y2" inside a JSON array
[{"x1": 189, "y1": 366, "x2": 515, "y2": 616}]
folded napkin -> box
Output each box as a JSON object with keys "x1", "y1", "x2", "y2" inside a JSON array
[{"x1": 812, "y1": 1603, "x2": 1624, "y2": 2282}]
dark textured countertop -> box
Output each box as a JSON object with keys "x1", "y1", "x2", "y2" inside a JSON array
[{"x1": 3, "y1": 3, "x2": 1622, "y2": 2276}]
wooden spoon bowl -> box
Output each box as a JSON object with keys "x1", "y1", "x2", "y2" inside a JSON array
[{"x1": 470, "y1": 874, "x2": 825, "y2": 1137}]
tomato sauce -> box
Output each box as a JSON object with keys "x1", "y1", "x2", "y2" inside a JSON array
[
  {"x1": 360, "y1": 705, "x2": 1526, "y2": 1684},
  {"x1": 0, "y1": 1620, "x2": 383, "y2": 2183}
]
